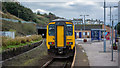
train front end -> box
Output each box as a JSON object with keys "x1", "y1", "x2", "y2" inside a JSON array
[{"x1": 46, "y1": 19, "x2": 75, "y2": 58}]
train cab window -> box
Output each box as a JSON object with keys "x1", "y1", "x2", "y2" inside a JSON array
[
  {"x1": 66, "y1": 24, "x2": 73, "y2": 36},
  {"x1": 49, "y1": 24, "x2": 55, "y2": 36}
]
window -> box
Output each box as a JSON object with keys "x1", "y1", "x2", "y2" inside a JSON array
[
  {"x1": 49, "y1": 24, "x2": 55, "y2": 36},
  {"x1": 83, "y1": 32, "x2": 87, "y2": 36},
  {"x1": 66, "y1": 24, "x2": 73, "y2": 36},
  {"x1": 83, "y1": 32, "x2": 85, "y2": 35},
  {"x1": 85, "y1": 32, "x2": 87, "y2": 35},
  {"x1": 87, "y1": 32, "x2": 90, "y2": 36},
  {"x1": 77, "y1": 32, "x2": 79, "y2": 36}
]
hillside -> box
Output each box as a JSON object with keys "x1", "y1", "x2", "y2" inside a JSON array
[
  {"x1": 1, "y1": 10, "x2": 24, "y2": 21},
  {"x1": 2, "y1": 2, "x2": 63, "y2": 24},
  {"x1": 1, "y1": 2, "x2": 64, "y2": 36}
]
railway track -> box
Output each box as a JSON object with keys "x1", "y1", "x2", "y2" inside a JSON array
[{"x1": 41, "y1": 57, "x2": 73, "y2": 68}]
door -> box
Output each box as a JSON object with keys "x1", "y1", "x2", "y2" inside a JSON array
[
  {"x1": 79, "y1": 32, "x2": 82, "y2": 38},
  {"x1": 57, "y1": 26, "x2": 64, "y2": 47}
]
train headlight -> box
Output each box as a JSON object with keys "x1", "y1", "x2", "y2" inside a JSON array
[
  {"x1": 67, "y1": 42, "x2": 73, "y2": 45},
  {"x1": 48, "y1": 42, "x2": 54, "y2": 45}
]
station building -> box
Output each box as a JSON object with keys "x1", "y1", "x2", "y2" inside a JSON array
[
  {"x1": 75, "y1": 24, "x2": 115, "y2": 38},
  {"x1": 72, "y1": 19, "x2": 115, "y2": 40}
]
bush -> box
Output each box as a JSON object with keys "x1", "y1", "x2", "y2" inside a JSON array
[
  {"x1": 20, "y1": 37, "x2": 26, "y2": 43},
  {"x1": 2, "y1": 36, "x2": 11, "y2": 47},
  {"x1": 26, "y1": 37, "x2": 32, "y2": 42},
  {"x1": 15, "y1": 37, "x2": 21, "y2": 45}
]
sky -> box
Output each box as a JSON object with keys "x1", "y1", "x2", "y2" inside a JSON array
[{"x1": 18, "y1": 0, "x2": 119, "y2": 25}]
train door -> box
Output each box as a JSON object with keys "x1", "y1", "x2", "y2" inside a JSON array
[{"x1": 57, "y1": 26, "x2": 64, "y2": 47}]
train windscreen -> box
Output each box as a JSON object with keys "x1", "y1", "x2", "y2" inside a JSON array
[
  {"x1": 49, "y1": 24, "x2": 55, "y2": 36},
  {"x1": 66, "y1": 24, "x2": 73, "y2": 36}
]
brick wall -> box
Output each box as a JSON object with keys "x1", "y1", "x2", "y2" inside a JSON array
[{"x1": 75, "y1": 30, "x2": 91, "y2": 38}]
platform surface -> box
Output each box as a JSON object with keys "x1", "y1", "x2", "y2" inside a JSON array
[
  {"x1": 76, "y1": 39, "x2": 118, "y2": 67},
  {"x1": 73, "y1": 44, "x2": 89, "y2": 67}
]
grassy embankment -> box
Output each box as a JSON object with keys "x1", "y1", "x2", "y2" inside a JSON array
[{"x1": 1, "y1": 35, "x2": 42, "y2": 52}]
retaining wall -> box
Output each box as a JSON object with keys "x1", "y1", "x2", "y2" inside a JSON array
[{"x1": 2, "y1": 40, "x2": 42, "y2": 60}]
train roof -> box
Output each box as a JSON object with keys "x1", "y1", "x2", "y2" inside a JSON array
[{"x1": 50, "y1": 19, "x2": 72, "y2": 23}]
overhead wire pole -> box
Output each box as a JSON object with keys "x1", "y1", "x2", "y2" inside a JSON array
[
  {"x1": 106, "y1": 6, "x2": 118, "y2": 44},
  {"x1": 106, "y1": 6, "x2": 118, "y2": 61},
  {"x1": 80, "y1": 15, "x2": 89, "y2": 38},
  {"x1": 110, "y1": 6, "x2": 112, "y2": 44},
  {"x1": 111, "y1": 15, "x2": 117, "y2": 61},
  {"x1": 111, "y1": 15, "x2": 114, "y2": 61},
  {"x1": 104, "y1": 0, "x2": 106, "y2": 52},
  {"x1": 84, "y1": 15, "x2": 85, "y2": 38}
]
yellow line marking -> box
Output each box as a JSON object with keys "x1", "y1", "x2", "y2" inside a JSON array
[{"x1": 71, "y1": 46, "x2": 76, "y2": 68}]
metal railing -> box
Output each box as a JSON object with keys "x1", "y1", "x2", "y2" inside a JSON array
[{"x1": 0, "y1": 18, "x2": 36, "y2": 24}]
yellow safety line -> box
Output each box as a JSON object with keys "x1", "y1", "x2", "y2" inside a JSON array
[{"x1": 71, "y1": 46, "x2": 76, "y2": 68}]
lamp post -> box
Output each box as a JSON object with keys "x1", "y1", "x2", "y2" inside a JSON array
[
  {"x1": 106, "y1": 6, "x2": 118, "y2": 44},
  {"x1": 80, "y1": 15, "x2": 89, "y2": 38}
]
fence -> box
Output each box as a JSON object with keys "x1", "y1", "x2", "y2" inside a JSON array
[{"x1": 0, "y1": 18, "x2": 36, "y2": 24}]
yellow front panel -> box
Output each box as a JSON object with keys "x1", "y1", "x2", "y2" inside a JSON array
[{"x1": 57, "y1": 26, "x2": 64, "y2": 47}]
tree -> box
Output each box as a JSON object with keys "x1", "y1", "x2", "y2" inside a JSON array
[
  {"x1": 3, "y1": 2, "x2": 36, "y2": 21},
  {"x1": 37, "y1": 11, "x2": 40, "y2": 15},
  {"x1": 117, "y1": 22, "x2": 120, "y2": 35}
]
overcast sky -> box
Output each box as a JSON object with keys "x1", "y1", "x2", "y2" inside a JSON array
[{"x1": 19, "y1": 0, "x2": 119, "y2": 25}]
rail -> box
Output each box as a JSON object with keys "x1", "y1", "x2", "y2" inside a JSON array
[{"x1": 41, "y1": 57, "x2": 73, "y2": 68}]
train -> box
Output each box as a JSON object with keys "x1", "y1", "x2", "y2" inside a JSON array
[{"x1": 46, "y1": 19, "x2": 75, "y2": 58}]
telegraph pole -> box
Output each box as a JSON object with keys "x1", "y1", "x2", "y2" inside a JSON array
[{"x1": 80, "y1": 15, "x2": 89, "y2": 38}]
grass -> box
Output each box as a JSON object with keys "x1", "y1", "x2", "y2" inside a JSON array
[
  {"x1": 2, "y1": 20, "x2": 37, "y2": 36},
  {"x1": 2, "y1": 40, "x2": 40, "y2": 50},
  {"x1": 2, "y1": 35, "x2": 42, "y2": 51}
]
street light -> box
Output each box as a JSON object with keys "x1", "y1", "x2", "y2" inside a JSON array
[
  {"x1": 80, "y1": 15, "x2": 89, "y2": 38},
  {"x1": 105, "y1": 6, "x2": 118, "y2": 44}
]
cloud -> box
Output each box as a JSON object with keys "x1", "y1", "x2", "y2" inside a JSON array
[
  {"x1": 66, "y1": 1, "x2": 75, "y2": 6},
  {"x1": 21, "y1": 1, "x2": 118, "y2": 25},
  {"x1": 33, "y1": 9, "x2": 50, "y2": 14},
  {"x1": 18, "y1": 0, "x2": 119, "y2": 2}
]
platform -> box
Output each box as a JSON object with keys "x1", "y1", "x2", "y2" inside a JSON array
[{"x1": 72, "y1": 44, "x2": 89, "y2": 68}]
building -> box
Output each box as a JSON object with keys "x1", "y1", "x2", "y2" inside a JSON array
[
  {"x1": 72, "y1": 18, "x2": 83, "y2": 25},
  {"x1": 74, "y1": 24, "x2": 115, "y2": 40},
  {"x1": 118, "y1": 1, "x2": 120, "y2": 22},
  {"x1": 72, "y1": 18, "x2": 103, "y2": 25},
  {"x1": 0, "y1": 31, "x2": 15, "y2": 39}
]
